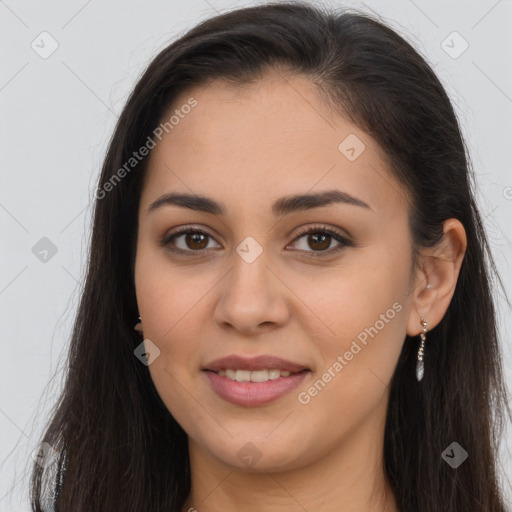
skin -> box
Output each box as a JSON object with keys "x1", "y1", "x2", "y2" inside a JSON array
[{"x1": 134, "y1": 71, "x2": 467, "y2": 512}]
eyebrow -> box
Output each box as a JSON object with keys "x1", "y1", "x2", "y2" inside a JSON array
[{"x1": 147, "y1": 189, "x2": 372, "y2": 216}]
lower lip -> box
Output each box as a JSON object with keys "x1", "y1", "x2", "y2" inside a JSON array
[{"x1": 204, "y1": 370, "x2": 310, "y2": 406}]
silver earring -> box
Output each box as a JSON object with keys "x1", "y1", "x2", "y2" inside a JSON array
[
  {"x1": 134, "y1": 316, "x2": 142, "y2": 332},
  {"x1": 416, "y1": 318, "x2": 428, "y2": 381}
]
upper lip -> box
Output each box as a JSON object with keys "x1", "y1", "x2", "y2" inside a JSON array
[{"x1": 203, "y1": 355, "x2": 309, "y2": 373}]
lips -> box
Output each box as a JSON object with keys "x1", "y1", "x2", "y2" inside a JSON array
[
  {"x1": 203, "y1": 354, "x2": 309, "y2": 373},
  {"x1": 202, "y1": 354, "x2": 311, "y2": 406}
]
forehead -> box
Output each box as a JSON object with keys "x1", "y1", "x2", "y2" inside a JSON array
[{"x1": 140, "y1": 73, "x2": 409, "y2": 219}]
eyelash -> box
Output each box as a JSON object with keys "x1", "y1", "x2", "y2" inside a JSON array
[{"x1": 159, "y1": 224, "x2": 353, "y2": 258}]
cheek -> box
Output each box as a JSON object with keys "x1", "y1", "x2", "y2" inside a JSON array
[
  {"x1": 294, "y1": 312, "x2": 406, "y2": 446},
  {"x1": 293, "y1": 249, "x2": 409, "y2": 412},
  {"x1": 134, "y1": 252, "x2": 207, "y2": 410},
  {"x1": 134, "y1": 244, "x2": 211, "y2": 342},
  {"x1": 291, "y1": 246, "x2": 408, "y2": 341},
  {"x1": 139, "y1": 282, "x2": 206, "y2": 431},
  {"x1": 148, "y1": 359, "x2": 209, "y2": 442}
]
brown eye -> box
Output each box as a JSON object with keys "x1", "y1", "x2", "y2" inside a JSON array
[
  {"x1": 288, "y1": 225, "x2": 353, "y2": 257},
  {"x1": 184, "y1": 232, "x2": 209, "y2": 250},
  {"x1": 306, "y1": 232, "x2": 331, "y2": 251},
  {"x1": 160, "y1": 224, "x2": 352, "y2": 258},
  {"x1": 160, "y1": 228, "x2": 221, "y2": 255}
]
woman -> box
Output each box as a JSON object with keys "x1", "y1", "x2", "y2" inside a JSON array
[{"x1": 30, "y1": 2, "x2": 511, "y2": 511}]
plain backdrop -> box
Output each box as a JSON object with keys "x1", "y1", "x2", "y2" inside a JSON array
[{"x1": 1, "y1": 0, "x2": 511, "y2": 510}]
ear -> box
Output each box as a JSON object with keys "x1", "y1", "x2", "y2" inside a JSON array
[
  {"x1": 406, "y1": 218, "x2": 467, "y2": 336},
  {"x1": 134, "y1": 317, "x2": 143, "y2": 334}
]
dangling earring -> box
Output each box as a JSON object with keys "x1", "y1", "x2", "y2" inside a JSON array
[
  {"x1": 416, "y1": 318, "x2": 428, "y2": 381},
  {"x1": 134, "y1": 316, "x2": 142, "y2": 333}
]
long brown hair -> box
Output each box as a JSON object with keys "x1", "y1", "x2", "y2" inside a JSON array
[{"x1": 30, "y1": 2, "x2": 511, "y2": 510}]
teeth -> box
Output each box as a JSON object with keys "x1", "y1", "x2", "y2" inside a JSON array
[
  {"x1": 250, "y1": 370, "x2": 269, "y2": 382},
  {"x1": 235, "y1": 369, "x2": 251, "y2": 382},
  {"x1": 268, "y1": 369, "x2": 281, "y2": 379},
  {"x1": 216, "y1": 368, "x2": 294, "y2": 382}
]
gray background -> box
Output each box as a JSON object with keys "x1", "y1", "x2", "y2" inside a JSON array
[{"x1": 1, "y1": 0, "x2": 511, "y2": 510}]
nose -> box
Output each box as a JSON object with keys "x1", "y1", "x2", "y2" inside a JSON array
[{"x1": 212, "y1": 248, "x2": 291, "y2": 336}]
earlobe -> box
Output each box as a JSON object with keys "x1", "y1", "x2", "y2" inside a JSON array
[
  {"x1": 406, "y1": 218, "x2": 467, "y2": 336},
  {"x1": 134, "y1": 316, "x2": 143, "y2": 333}
]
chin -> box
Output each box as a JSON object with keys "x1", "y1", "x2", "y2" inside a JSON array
[{"x1": 202, "y1": 434, "x2": 311, "y2": 473}]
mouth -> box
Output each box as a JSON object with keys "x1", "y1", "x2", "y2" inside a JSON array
[
  {"x1": 205, "y1": 368, "x2": 309, "y2": 383},
  {"x1": 202, "y1": 354, "x2": 311, "y2": 406}
]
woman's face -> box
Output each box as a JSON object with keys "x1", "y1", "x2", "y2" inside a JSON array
[{"x1": 134, "y1": 72, "x2": 421, "y2": 472}]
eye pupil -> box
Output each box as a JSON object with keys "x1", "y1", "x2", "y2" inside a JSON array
[
  {"x1": 308, "y1": 233, "x2": 330, "y2": 251},
  {"x1": 186, "y1": 233, "x2": 208, "y2": 250}
]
